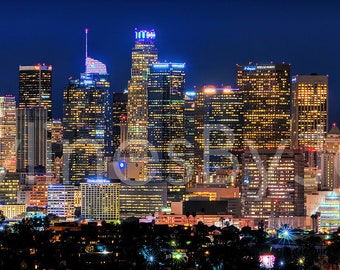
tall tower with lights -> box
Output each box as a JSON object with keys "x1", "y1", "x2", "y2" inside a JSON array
[
  {"x1": 236, "y1": 63, "x2": 290, "y2": 149},
  {"x1": 63, "y1": 29, "x2": 110, "y2": 183},
  {"x1": 194, "y1": 86, "x2": 243, "y2": 184},
  {"x1": 292, "y1": 74, "x2": 328, "y2": 167},
  {"x1": 0, "y1": 95, "x2": 16, "y2": 172},
  {"x1": 127, "y1": 29, "x2": 158, "y2": 170},
  {"x1": 19, "y1": 64, "x2": 52, "y2": 120},
  {"x1": 147, "y1": 62, "x2": 186, "y2": 183}
]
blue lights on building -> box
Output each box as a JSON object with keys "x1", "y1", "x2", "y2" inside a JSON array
[
  {"x1": 152, "y1": 63, "x2": 185, "y2": 71},
  {"x1": 135, "y1": 29, "x2": 156, "y2": 40},
  {"x1": 118, "y1": 161, "x2": 126, "y2": 169},
  {"x1": 244, "y1": 66, "x2": 257, "y2": 71}
]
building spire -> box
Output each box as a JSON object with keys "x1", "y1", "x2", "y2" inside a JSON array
[{"x1": 85, "y1": 28, "x2": 88, "y2": 66}]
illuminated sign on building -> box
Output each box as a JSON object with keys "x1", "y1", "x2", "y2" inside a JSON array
[
  {"x1": 244, "y1": 66, "x2": 256, "y2": 71},
  {"x1": 135, "y1": 30, "x2": 156, "y2": 40},
  {"x1": 185, "y1": 91, "x2": 196, "y2": 97},
  {"x1": 86, "y1": 179, "x2": 111, "y2": 184},
  {"x1": 257, "y1": 65, "x2": 275, "y2": 69}
]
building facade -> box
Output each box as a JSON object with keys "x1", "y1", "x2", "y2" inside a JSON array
[
  {"x1": 112, "y1": 91, "x2": 128, "y2": 156},
  {"x1": 321, "y1": 124, "x2": 340, "y2": 190},
  {"x1": 48, "y1": 184, "x2": 75, "y2": 218},
  {"x1": 147, "y1": 63, "x2": 186, "y2": 183},
  {"x1": 242, "y1": 149, "x2": 304, "y2": 219},
  {"x1": 127, "y1": 29, "x2": 158, "y2": 167},
  {"x1": 120, "y1": 181, "x2": 167, "y2": 219},
  {"x1": 16, "y1": 107, "x2": 48, "y2": 174},
  {"x1": 0, "y1": 95, "x2": 16, "y2": 172},
  {"x1": 194, "y1": 86, "x2": 243, "y2": 184},
  {"x1": 81, "y1": 179, "x2": 120, "y2": 220},
  {"x1": 292, "y1": 74, "x2": 328, "y2": 167},
  {"x1": 63, "y1": 62, "x2": 110, "y2": 183},
  {"x1": 19, "y1": 65, "x2": 52, "y2": 120},
  {"x1": 236, "y1": 63, "x2": 290, "y2": 149}
]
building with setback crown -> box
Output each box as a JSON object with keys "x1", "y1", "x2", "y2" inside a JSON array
[
  {"x1": 127, "y1": 29, "x2": 158, "y2": 171},
  {"x1": 236, "y1": 63, "x2": 290, "y2": 149},
  {"x1": 147, "y1": 62, "x2": 186, "y2": 184}
]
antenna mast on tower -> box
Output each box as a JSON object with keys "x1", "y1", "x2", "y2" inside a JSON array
[{"x1": 85, "y1": 28, "x2": 88, "y2": 68}]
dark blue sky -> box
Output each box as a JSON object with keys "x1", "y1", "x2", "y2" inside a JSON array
[{"x1": 0, "y1": 0, "x2": 339, "y2": 124}]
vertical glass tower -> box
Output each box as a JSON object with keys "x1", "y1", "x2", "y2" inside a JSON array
[
  {"x1": 63, "y1": 33, "x2": 110, "y2": 184},
  {"x1": 237, "y1": 63, "x2": 290, "y2": 149},
  {"x1": 19, "y1": 65, "x2": 52, "y2": 120},
  {"x1": 194, "y1": 86, "x2": 243, "y2": 184},
  {"x1": 0, "y1": 95, "x2": 16, "y2": 172},
  {"x1": 292, "y1": 74, "x2": 328, "y2": 167},
  {"x1": 147, "y1": 63, "x2": 185, "y2": 183},
  {"x1": 16, "y1": 107, "x2": 48, "y2": 173},
  {"x1": 127, "y1": 29, "x2": 158, "y2": 167}
]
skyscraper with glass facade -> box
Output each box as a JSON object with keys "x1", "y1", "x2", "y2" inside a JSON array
[
  {"x1": 19, "y1": 65, "x2": 52, "y2": 120},
  {"x1": 16, "y1": 107, "x2": 48, "y2": 173},
  {"x1": 194, "y1": 86, "x2": 243, "y2": 184},
  {"x1": 292, "y1": 74, "x2": 328, "y2": 167},
  {"x1": 236, "y1": 63, "x2": 290, "y2": 149},
  {"x1": 63, "y1": 58, "x2": 110, "y2": 184},
  {"x1": 127, "y1": 29, "x2": 158, "y2": 168},
  {"x1": 147, "y1": 63, "x2": 186, "y2": 183}
]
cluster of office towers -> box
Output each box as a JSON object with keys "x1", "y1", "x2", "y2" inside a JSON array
[{"x1": 0, "y1": 28, "x2": 336, "y2": 220}]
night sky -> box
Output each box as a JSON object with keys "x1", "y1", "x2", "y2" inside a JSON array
[{"x1": 0, "y1": 0, "x2": 339, "y2": 124}]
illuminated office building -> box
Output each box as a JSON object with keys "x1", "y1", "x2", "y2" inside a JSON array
[
  {"x1": 321, "y1": 124, "x2": 340, "y2": 190},
  {"x1": 19, "y1": 64, "x2": 52, "y2": 120},
  {"x1": 63, "y1": 30, "x2": 111, "y2": 184},
  {"x1": 112, "y1": 91, "x2": 128, "y2": 156},
  {"x1": 194, "y1": 86, "x2": 243, "y2": 184},
  {"x1": 16, "y1": 107, "x2": 48, "y2": 174},
  {"x1": 48, "y1": 184, "x2": 75, "y2": 218},
  {"x1": 81, "y1": 178, "x2": 120, "y2": 220},
  {"x1": 120, "y1": 181, "x2": 167, "y2": 219},
  {"x1": 63, "y1": 73, "x2": 110, "y2": 183},
  {"x1": 0, "y1": 171, "x2": 20, "y2": 204},
  {"x1": 292, "y1": 74, "x2": 328, "y2": 167},
  {"x1": 147, "y1": 63, "x2": 185, "y2": 183},
  {"x1": 0, "y1": 95, "x2": 16, "y2": 172},
  {"x1": 236, "y1": 63, "x2": 290, "y2": 149},
  {"x1": 184, "y1": 90, "x2": 196, "y2": 184},
  {"x1": 242, "y1": 149, "x2": 304, "y2": 219},
  {"x1": 127, "y1": 29, "x2": 158, "y2": 167}
]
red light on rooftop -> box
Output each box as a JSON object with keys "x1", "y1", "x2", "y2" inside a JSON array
[{"x1": 333, "y1": 123, "x2": 337, "y2": 127}]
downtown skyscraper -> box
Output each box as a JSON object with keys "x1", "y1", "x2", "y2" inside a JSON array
[
  {"x1": 194, "y1": 86, "x2": 243, "y2": 184},
  {"x1": 237, "y1": 63, "x2": 291, "y2": 149},
  {"x1": 0, "y1": 95, "x2": 16, "y2": 172},
  {"x1": 63, "y1": 30, "x2": 110, "y2": 183},
  {"x1": 19, "y1": 64, "x2": 52, "y2": 120},
  {"x1": 127, "y1": 29, "x2": 158, "y2": 169},
  {"x1": 292, "y1": 74, "x2": 328, "y2": 167},
  {"x1": 147, "y1": 63, "x2": 186, "y2": 183}
]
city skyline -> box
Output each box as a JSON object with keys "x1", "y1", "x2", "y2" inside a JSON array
[{"x1": 0, "y1": 0, "x2": 339, "y2": 125}]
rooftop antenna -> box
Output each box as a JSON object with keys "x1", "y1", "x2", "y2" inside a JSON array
[{"x1": 85, "y1": 28, "x2": 88, "y2": 68}]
